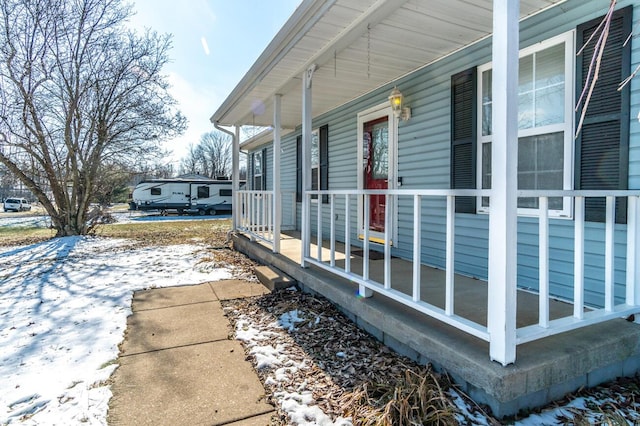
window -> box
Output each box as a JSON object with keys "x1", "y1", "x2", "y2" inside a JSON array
[
  {"x1": 253, "y1": 151, "x2": 263, "y2": 190},
  {"x1": 477, "y1": 32, "x2": 574, "y2": 217},
  {"x1": 250, "y1": 148, "x2": 266, "y2": 190},
  {"x1": 150, "y1": 187, "x2": 161, "y2": 196},
  {"x1": 197, "y1": 186, "x2": 210, "y2": 199},
  {"x1": 296, "y1": 125, "x2": 328, "y2": 203},
  {"x1": 219, "y1": 189, "x2": 232, "y2": 197}
]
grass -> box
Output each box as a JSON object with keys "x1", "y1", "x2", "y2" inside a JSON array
[
  {"x1": 0, "y1": 214, "x2": 233, "y2": 248},
  {"x1": 94, "y1": 219, "x2": 233, "y2": 246},
  {"x1": 0, "y1": 226, "x2": 57, "y2": 247},
  {"x1": 339, "y1": 366, "x2": 458, "y2": 425}
]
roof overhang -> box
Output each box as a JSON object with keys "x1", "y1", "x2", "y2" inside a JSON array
[{"x1": 210, "y1": 0, "x2": 567, "y2": 130}]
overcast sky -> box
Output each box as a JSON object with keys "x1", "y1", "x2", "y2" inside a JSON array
[{"x1": 127, "y1": 0, "x2": 300, "y2": 168}]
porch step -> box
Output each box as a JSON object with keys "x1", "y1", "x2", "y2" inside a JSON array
[{"x1": 254, "y1": 265, "x2": 296, "y2": 291}]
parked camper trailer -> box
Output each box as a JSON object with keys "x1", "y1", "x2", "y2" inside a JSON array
[{"x1": 129, "y1": 178, "x2": 239, "y2": 215}]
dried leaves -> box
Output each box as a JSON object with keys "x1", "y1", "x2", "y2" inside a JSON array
[{"x1": 224, "y1": 289, "x2": 460, "y2": 425}]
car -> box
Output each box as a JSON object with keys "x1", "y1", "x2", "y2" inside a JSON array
[{"x1": 3, "y1": 197, "x2": 32, "y2": 212}]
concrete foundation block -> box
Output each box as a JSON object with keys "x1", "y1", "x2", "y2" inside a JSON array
[{"x1": 254, "y1": 264, "x2": 296, "y2": 291}]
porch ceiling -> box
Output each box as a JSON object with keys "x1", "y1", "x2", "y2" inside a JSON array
[{"x1": 210, "y1": 0, "x2": 566, "y2": 130}]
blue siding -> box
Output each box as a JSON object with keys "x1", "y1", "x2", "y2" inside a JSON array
[{"x1": 248, "y1": 0, "x2": 639, "y2": 308}]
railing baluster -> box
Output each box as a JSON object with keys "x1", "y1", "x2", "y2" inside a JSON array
[
  {"x1": 263, "y1": 194, "x2": 268, "y2": 239},
  {"x1": 268, "y1": 193, "x2": 273, "y2": 242},
  {"x1": 539, "y1": 196, "x2": 549, "y2": 328},
  {"x1": 363, "y1": 194, "x2": 370, "y2": 282},
  {"x1": 248, "y1": 193, "x2": 254, "y2": 240},
  {"x1": 574, "y1": 196, "x2": 584, "y2": 319},
  {"x1": 605, "y1": 195, "x2": 615, "y2": 312},
  {"x1": 345, "y1": 194, "x2": 351, "y2": 274},
  {"x1": 317, "y1": 195, "x2": 322, "y2": 261},
  {"x1": 243, "y1": 193, "x2": 248, "y2": 229},
  {"x1": 446, "y1": 195, "x2": 455, "y2": 316},
  {"x1": 330, "y1": 194, "x2": 336, "y2": 267},
  {"x1": 384, "y1": 194, "x2": 391, "y2": 289},
  {"x1": 258, "y1": 193, "x2": 263, "y2": 237},
  {"x1": 413, "y1": 195, "x2": 421, "y2": 303},
  {"x1": 627, "y1": 196, "x2": 640, "y2": 310}
]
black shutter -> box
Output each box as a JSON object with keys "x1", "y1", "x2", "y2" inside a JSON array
[
  {"x1": 451, "y1": 67, "x2": 477, "y2": 213},
  {"x1": 296, "y1": 135, "x2": 302, "y2": 202},
  {"x1": 248, "y1": 153, "x2": 254, "y2": 190},
  {"x1": 319, "y1": 124, "x2": 329, "y2": 204},
  {"x1": 261, "y1": 148, "x2": 267, "y2": 190},
  {"x1": 575, "y1": 6, "x2": 631, "y2": 223}
]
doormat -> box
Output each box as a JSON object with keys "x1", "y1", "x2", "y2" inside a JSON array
[{"x1": 351, "y1": 249, "x2": 385, "y2": 260}]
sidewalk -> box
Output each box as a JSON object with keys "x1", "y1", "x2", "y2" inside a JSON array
[{"x1": 108, "y1": 280, "x2": 274, "y2": 426}]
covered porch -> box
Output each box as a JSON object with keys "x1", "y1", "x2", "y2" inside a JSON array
[{"x1": 210, "y1": 0, "x2": 640, "y2": 417}]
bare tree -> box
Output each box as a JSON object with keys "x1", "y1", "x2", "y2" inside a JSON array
[
  {"x1": 180, "y1": 143, "x2": 203, "y2": 175},
  {"x1": 0, "y1": 0, "x2": 186, "y2": 235},
  {"x1": 179, "y1": 130, "x2": 231, "y2": 178}
]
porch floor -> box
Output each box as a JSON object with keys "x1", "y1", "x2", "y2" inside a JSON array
[
  {"x1": 276, "y1": 232, "x2": 579, "y2": 328},
  {"x1": 232, "y1": 231, "x2": 640, "y2": 418}
]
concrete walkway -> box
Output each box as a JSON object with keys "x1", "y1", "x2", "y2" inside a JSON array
[{"x1": 108, "y1": 280, "x2": 274, "y2": 426}]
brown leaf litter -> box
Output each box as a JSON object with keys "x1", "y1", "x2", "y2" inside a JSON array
[{"x1": 223, "y1": 289, "x2": 486, "y2": 425}]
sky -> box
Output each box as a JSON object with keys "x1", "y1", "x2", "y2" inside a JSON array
[{"x1": 126, "y1": 0, "x2": 301, "y2": 169}]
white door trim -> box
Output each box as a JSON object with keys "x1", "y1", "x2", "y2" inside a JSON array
[{"x1": 356, "y1": 102, "x2": 398, "y2": 245}]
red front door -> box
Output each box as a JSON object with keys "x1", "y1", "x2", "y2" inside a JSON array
[{"x1": 363, "y1": 116, "x2": 389, "y2": 233}]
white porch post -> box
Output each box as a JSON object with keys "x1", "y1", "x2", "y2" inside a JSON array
[
  {"x1": 233, "y1": 125, "x2": 240, "y2": 231},
  {"x1": 627, "y1": 196, "x2": 640, "y2": 323},
  {"x1": 487, "y1": 0, "x2": 519, "y2": 366},
  {"x1": 301, "y1": 65, "x2": 316, "y2": 267},
  {"x1": 273, "y1": 94, "x2": 282, "y2": 253}
]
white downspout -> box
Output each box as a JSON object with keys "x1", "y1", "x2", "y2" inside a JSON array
[
  {"x1": 214, "y1": 122, "x2": 239, "y2": 232},
  {"x1": 487, "y1": 0, "x2": 519, "y2": 366}
]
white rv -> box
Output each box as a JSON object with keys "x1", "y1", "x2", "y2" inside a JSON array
[{"x1": 129, "y1": 178, "x2": 238, "y2": 215}]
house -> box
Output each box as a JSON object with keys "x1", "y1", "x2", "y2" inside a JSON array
[{"x1": 210, "y1": 0, "x2": 640, "y2": 417}]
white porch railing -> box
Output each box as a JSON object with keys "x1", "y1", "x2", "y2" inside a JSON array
[
  {"x1": 301, "y1": 189, "x2": 640, "y2": 363},
  {"x1": 237, "y1": 190, "x2": 296, "y2": 248},
  {"x1": 238, "y1": 190, "x2": 274, "y2": 245}
]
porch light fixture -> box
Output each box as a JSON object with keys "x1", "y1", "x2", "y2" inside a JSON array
[{"x1": 388, "y1": 87, "x2": 411, "y2": 121}]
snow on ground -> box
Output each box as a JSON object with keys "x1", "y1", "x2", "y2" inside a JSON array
[
  {"x1": 0, "y1": 214, "x2": 52, "y2": 229},
  {"x1": 0, "y1": 236, "x2": 230, "y2": 425},
  {"x1": 232, "y1": 288, "x2": 352, "y2": 426}
]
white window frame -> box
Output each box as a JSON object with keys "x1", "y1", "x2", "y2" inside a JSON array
[
  {"x1": 477, "y1": 31, "x2": 575, "y2": 218},
  {"x1": 253, "y1": 150, "x2": 263, "y2": 190}
]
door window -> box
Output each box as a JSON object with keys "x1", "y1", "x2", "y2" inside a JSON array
[{"x1": 364, "y1": 117, "x2": 389, "y2": 232}]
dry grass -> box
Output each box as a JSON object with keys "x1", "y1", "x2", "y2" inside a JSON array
[
  {"x1": 339, "y1": 367, "x2": 457, "y2": 425},
  {"x1": 0, "y1": 226, "x2": 56, "y2": 247},
  {"x1": 95, "y1": 219, "x2": 233, "y2": 247},
  {"x1": 0, "y1": 216, "x2": 233, "y2": 248}
]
